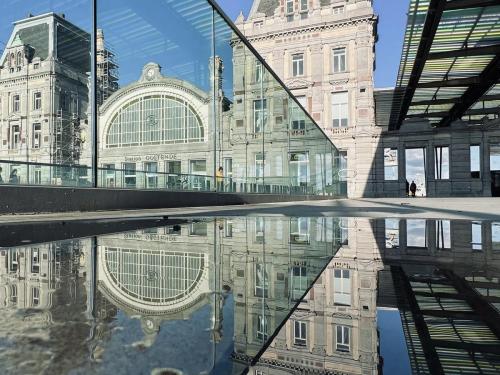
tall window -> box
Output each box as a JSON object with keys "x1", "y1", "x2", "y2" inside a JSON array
[
  {"x1": 335, "y1": 151, "x2": 348, "y2": 182},
  {"x1": 255, "y1": 60, "x2": 262, "y2": 83},
  {"x1": 32, "y1": 287, "x2": 40, "y2": 306},
  {"x1": 292, "y1": 53, "x2": 304, "y2": 77},
  {"x1": 332, "y1": 92, "x2": 348, "y2": 128},
  {"x1": 336, "y1": 325, "x2": 350, "y2": 352},
  {"x1": 384, "y1": 148, "x2": 398, "y2": 180},
  {"x1": 33, "y1": 123, "x2": 41, "y2": 149},
  {"x1": 291, "y1": 265, "x2": 307, "y2": 301},
  {"x1": 470, "y1": 145, "x2": 480, "y2": 178},
  {"x1": 102, "y1": 164, "x2": 116, "y2": 187},
  {"x1": 253, "y1": 99, "x2": 267, "y2": 133},
  {"x1": 12, "y1": 94, "x2": 20, "y2": 112},
  {"x1": 332, "y1": 48, "x2": 346, "y2": 73},
  {"x1": 286, "y1": 0, "x2": 294, "y2": 13},
  {"x1": 255, "y1": 263, "x2": 269, "y2": 297},
  {"x1": 294, "y1": 321, "x2": 307, "y2": 346},
  {"x1": 300, "y1": 0, "x2": 308, "y2": 11},
  {"x1": 491, "y1": 145, "x2": 500, "y2": 172},
  {"x1": 334, "y1": 269, "x2": 351, "y2": 306},
  {"x1": 290, "y1": 217, "x2": 310, "y2": 243},
  {"x1": 257, "y1": 314, "x2": 268, "y2": 341},
  {"x1": 436, "y1": 220, "x2": 451, "y2": 250},
  {"x1": 123, "y1": 163, "x2": 136, "y2": 188},
  {"x1": 434, "y1": 146, "x2": 449, "y2": 180},
  {"x1": 10, "y1": 125, "x2": 20, "y2": 149},
  {"x1": 290, "y1": 152, "x2": 309, "y2": 186},
  {"x1": 492, "y1": 222, "x2": 500, "y2": 251},
  {"x1": 407, "y1": 219, "x2": 427, "y2": 248},
  {"x1": 31, "y1": 249, "x2": 40, "y2": 273},
  {"x1": 33, "y1": 92, "x2": 42, "y2": 110},
  {"x1": 385, "y1": 218, "x2": 399, "y2": 248},
  {"x1": 255, "y1": 153, "x2": 265, "y2": 178},
  {"x1": 472, "y1": 221, "x2": 482, "y2": 251},
  {"x1": 144, "y1": 162, "x2": 158, "y2": 189}
]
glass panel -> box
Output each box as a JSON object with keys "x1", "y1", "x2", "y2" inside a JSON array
[
  {"x1": 470, "y1": 145, "x2": 481, "y2": 178},
  {"x1": 384, "y1": 148, "x2": 398, "y2": 181},
  {"x1": 407, "y1": 219, "x2": 427, "y2": 248},
  {"x1": 0, "y1": 1, "x2": 92, "y2": 186}
]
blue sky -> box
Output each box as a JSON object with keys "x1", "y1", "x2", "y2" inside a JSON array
[
  {"x1": 217, "y1": 0, "x2": 409, "y2": 88},
  {"x1": 0, "y1": 0, "x2": 409, "y2": 89}
]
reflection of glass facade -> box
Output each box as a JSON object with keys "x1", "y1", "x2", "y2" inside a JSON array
[{"x1": 0, "y1": 0, "x2": 344, "y2": 198}]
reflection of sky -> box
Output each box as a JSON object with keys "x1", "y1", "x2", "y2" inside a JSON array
[
  {"x1": 491, "y1": 145, "x2": 500, "y2": 171},
  {"x1": 0, "y1": 0, "x2": 240, "y2": 99},
  {"x1": 0, "y1": 1, "x2": 92, "y2": 55},
  {"x1": 378, "y1": 309, "x2": 412, "y2": 375},
  {"x1": 436, "y1": 220, "x2": 450, "y2": 249},
  {"x1": 405, "y1": 149, "x2": 425, "y2": 181},
  {"x1": 493, "y1": 223, "x2": 500, "y2": 243},
  {"x1": 407, "y1": 219, "x2": 426, "y2": 247}
]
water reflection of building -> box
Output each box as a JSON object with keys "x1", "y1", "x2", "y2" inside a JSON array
[
  {"x1": 0, "y1": 238, "x2": 91, "y2": 374},
  {"x1": 0, "y1": 13, "x2": 91, "y2": 178},
  {"x1": 248, "y1": 218, "x2": 383, "y2": 374}
]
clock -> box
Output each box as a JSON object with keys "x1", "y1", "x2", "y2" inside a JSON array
[{"x1": 146, "y1": 68, "x2": 155, "y2": 80}]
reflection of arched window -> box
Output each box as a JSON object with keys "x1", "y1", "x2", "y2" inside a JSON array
[
  {"x1": 106, "y1": 95, "x2": 204, "y2": 148},
  {"x1": 16, "y1": 51, "x2": 23, "y2": 66},
  {"x1": 104, "y1": 247, "x2": 205, "y2": 303}
]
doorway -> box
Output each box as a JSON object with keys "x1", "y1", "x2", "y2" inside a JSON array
[{"x1": 405, "y1": 148, "x2": 427, "y2": 197}]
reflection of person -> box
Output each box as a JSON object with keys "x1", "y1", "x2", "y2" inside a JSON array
[
  {"x1": 216, "y1": 166, "x2": 224, "y2": 192},
  {"x1": 410, "y1": 180, "x2": 417, "y2": 197},
  {"x1": 9, "y1": 169, "x2": 19, "y2": 184},
  {"x1": 406, "y1": 180, "x2": 410, "y2": 197},
  {"x1": 0, "y1": 166, "x2": 3, "y2": 184}
]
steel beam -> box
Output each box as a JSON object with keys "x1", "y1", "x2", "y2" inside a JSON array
[
  {"x1": 390, "y1": 0, "x2": 447, "y2": 130},
  {"x1": 445, "y1": 0, "x2": 500, "y2": 11},
  {"x1": 439, "y1": 55, "x2": 500, "y2": 126},
  {"x1": 417, "y1": 77, "x2": 480, "y2": 88},
  {"x1": 427, "y1": 45, "x2": 500, "y2": 60},
  {"x1": 392, "y1": 266, "x2": 445, "y2": 375}
]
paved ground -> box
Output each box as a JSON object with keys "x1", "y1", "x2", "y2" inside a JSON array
[{"x1": 1, "y1": 197, "x2": 499, "y2": 224}]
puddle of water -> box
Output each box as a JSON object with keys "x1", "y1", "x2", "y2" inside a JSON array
[{"x1": 1, "y1": 217, "x2": 500, "y2": 375}]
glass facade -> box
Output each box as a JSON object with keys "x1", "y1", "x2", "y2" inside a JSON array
[{"x1": 0, "y1": 0, "x2": 344, "y2": 198}]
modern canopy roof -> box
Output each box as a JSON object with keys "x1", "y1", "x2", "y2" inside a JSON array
[{"x1": 389, "y1": 0, "x2": 500, "y2": 130}]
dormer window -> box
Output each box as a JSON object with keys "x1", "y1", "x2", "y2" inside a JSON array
[
  {"x1": 9, "y1": 53, "x2": 15, "y2": 68},
  {"x1": 16, "y1": 51, "x2": 23, "y2": 67}
]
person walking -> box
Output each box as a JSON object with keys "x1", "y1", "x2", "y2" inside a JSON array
[
  {"x1": 410, "y1": 180, "x2": 417, "y2": 197},
  {"x1": 406, "y1": 180, "x2": 410, "y2": 197},
  {"x1": 0, "y1": 166, "x2": 3, "y2": 184},
  {"x1": 9, "y1": 169, "x2": 20, "y2": 184}
]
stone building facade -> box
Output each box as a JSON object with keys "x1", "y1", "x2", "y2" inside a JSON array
[
  {"x1": 249, "y1": 217, "x2": 382, "y2": 375},
  {"x1": 237, "y1": 0, "x2": 379, "y2": 198},
  {"x1": 0, "y1": 13, "x2": 91, "y2": 185}
]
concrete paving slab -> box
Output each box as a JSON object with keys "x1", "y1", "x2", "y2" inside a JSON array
[{"x1": 0, "y1": 198, "x2": 499, "y2": 224}]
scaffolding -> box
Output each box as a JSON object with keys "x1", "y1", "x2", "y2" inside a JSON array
[{"x1": 96, "y1": 29, "x2": 119, "y2": 107}]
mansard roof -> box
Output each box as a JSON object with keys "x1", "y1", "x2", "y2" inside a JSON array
[{"x1": 249, "y1": 0, "x2": 279, "y2": 18}]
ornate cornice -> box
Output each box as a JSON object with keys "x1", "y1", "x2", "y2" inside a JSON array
[{"x1": 245, "y1": 16, "x2": 376, "y2": 44}]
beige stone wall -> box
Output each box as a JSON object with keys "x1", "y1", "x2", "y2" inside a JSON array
[{"x1": 238, "y1": 0, "x2": 380, "y2": 197}]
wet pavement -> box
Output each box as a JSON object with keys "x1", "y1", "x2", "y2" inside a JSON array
[{"x1": 1, "y1": 216, "x2": 500, "y2": 374}]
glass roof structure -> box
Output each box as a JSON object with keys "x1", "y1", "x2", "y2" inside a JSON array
[{"x1": 389, "y1": 0, "x2": 500, "y2": 130}]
